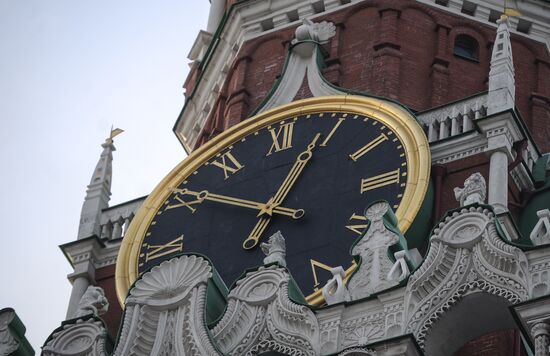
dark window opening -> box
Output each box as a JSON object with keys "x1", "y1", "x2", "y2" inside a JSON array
[{"x1": 453, "y1": 34, "x2": 479, "y2": 62}]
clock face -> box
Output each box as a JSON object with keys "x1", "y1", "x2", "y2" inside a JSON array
[{"x1": 116, "y1": 96, "x2": 430, "y2": 305}]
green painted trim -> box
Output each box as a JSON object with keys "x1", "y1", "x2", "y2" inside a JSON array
[
  {"x1": 405, "y1": 179, "x2": 434, "y2": 255},
  {"x1": 0, "y1": 308, "x2": 35, "y2": 356},
  {"x1": 532, "y1": 154, "x2": 549, "y2": 186},
  {"x1": 519, "y1": 182, "x2": 550, "y2": 243}
]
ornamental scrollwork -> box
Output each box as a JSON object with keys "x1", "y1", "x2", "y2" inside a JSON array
[{"x1": 404, "y1": 205, "x2": 530, "y2": 347}]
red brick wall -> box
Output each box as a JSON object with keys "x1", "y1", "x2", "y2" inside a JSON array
[
  {"x1": 454, "y1": 329, "x2": 527, "y2": 356},
  {"x1": 188, "y1": 0, "x2": 550, "y2": 152},
  {"x1": 95, "y1": 265, "x2": 123, "y2": 339}
]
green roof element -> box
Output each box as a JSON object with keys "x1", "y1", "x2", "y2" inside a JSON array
[{"x1": 0, "y1": 308, "x2": 34, "y2": 356}]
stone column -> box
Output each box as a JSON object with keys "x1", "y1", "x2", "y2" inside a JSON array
[
  {"x1": 532, "y1": 322, "x2": 550, "y2": 356},
  {"x1": 488, "y1": 149, "x2": 508, "y2": 213},
  {"x1": 66, "y1": 275, "x2": 90, "y2": 319},
  {"x1": 206, "y1": 0, "x2": 225, "y2": 34}
]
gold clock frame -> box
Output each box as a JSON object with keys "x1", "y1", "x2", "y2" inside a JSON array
[{"x1": 115, "y1": 95, "x2": 431, "y2": 307}]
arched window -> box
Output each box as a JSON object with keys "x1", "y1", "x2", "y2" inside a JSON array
[{"x1": 453, "y1": 34, "x2": 479, "y2": 61}]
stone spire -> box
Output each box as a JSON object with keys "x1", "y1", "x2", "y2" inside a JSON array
[
  {"x1": 487, "y1": 15, "x2": 515, "y2": 115},
  {"x1": 77, "y1": 128, "x2": 123, "y2": 239}
]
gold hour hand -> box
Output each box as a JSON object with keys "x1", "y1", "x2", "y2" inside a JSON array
[{"x1": 272, "y1": 132, "x2": 321, "y2": 205}]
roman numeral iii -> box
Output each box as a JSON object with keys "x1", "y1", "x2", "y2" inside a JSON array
[
  {"x1": 267, "y1": 122, "x2": 295, "y2": 155},
  {"x1": 144, "y1": 235, "x2": 184, "y2": 262},
  {"x1": 211, "y1": 151, "x2": 244, "y2": 179},
  {"x1": 360, "y1": 168, "x2": 400, "y2": 193}
]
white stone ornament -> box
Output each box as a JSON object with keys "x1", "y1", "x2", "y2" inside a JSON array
[
  {"x1": 454, "y1": 172, "x2": 487, "y2": 207},
  {"x1": 323, "y1": 266, "x2": 351, "y2": 305},
  {"x1": 42, "y1": 318, "x2": 109, "y2": 356},
  {"x1": 294, "y1": 18, "x2": 336, "y2": 43},
  {"x1": 404, "y1": 206, "x2": 530, "y2": 348},
  {"x1": 211, "y1": 265, "x2": 320, "y2": 355},
  {"x1": 113, "y1": 255, "x2": 221, "y2": 356},
  {"x1": 0, "y1": 310, "x2": 18, "y2": 356},
  {"x1": 387, "y1": 250, "x2": 410, "y2": 282},
  {"x1": 75, "y1": 286, "x2": 109, "y2": 318},
  {"x1": 261, "y1": 230, "x2": 287, "y2": 267},
  {"x1": 530, "y1": 209, "x2": 550, "y2": 246},
  {"x1": 347, "y1": 202, "x2": 403, "y2": 300}
]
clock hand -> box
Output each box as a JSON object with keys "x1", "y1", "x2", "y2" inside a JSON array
[
  {"x1": 171, "y1": 188, "x2": 305, "y2": 219},
  {"x1": 242, "y1": 133, "x2": 321, "y2": 250}
]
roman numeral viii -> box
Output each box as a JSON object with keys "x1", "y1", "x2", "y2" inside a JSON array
[
  {"x1": 345, "y1": 213, "x2": 368, "y2": 235},
  {"x1": 211, "y1": 151, "x2": 244, "y2": 179},
  {"x1": 360, "y1": 168, "x2": 400, "y2": 193},
  {"x1": 267, "y1": 122, "x2": 295, "y2": 155},
  {"x1": 144, "y1": 235, "x2": 184, "y2": 262}
]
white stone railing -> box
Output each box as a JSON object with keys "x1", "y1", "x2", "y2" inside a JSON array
[
  {"x1": 99, "y1": 197, "x2": 146, "y2": 240},
  {"x1": 417, "y1": 93, "x2": 488, "y2": 143}
]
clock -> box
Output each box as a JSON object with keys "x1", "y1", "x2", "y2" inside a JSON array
[{"x1": 116, "y1": 95, "x2": 430, "y2": 306}]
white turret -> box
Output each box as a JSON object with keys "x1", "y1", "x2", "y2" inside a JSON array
[
  {"x1": 487, "y1": 15, "x2": 515, "y2": 115},
  {"x1": 76, "y1": 128, "x2": 122, "y2": 239}
]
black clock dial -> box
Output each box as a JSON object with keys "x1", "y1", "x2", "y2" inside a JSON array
[{"x1": 138, "y1": 112, "x2": 407, "y2": 296}]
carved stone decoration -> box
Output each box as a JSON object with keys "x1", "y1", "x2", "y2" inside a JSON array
[
  {"x1": 211, "y1": 265, "x2": 320, "y2": 355},
  {"x1": 261, "y1": 231, "x2": 287, "y2": 267},
  {"x1": 112, "y1": 255, "x2": 222, "y2": 356},
  {"x1": 347, "y1": 202, "x2": 404, "y2": 300},
  {"x1": 294, "y1": 18, "x2": 336, "y2": 43},
  {"x1": 454, "y1": 173, "x2": 487, "y2": 207},
  {"x1": 42, "y1": 317, "x2": 109, "y2": 356},
  {"x1": 404, "y1": 206, "x2": 530, "y2": 347},
  {"x1": 387, "y1": 250, "x2": 410, "y2": 282},
  {"x1": 530, "y1": 209, "x2": 550, "y2": 246},
  {"x1": 323, "y1": 266, "x2": 350, "y2": 305},
  {"x1": 75, "y1": 286, "x2": 109, "y2": 318},
  {"x1": 338, "y1": 347, "x2": 377, "y2": 355},
  {"x1": 0, "y1": 310, "x2": 18, "y2": 356}
]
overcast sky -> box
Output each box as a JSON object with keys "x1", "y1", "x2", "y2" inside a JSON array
[{"x1": 0, "y1": 0, "x2": 209, "y2": 349}]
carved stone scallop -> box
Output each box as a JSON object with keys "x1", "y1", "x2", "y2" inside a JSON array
[
  {"x1": 127, "y1": 254, "x2": 212, "y2": 306},
  {"x1": 113, "y1": 254, "x2": 221, "y2": 356}
]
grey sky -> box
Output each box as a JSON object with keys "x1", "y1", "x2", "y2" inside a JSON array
[{"x1": 0, "y1": 0, "x2": 209, "y2": 349}]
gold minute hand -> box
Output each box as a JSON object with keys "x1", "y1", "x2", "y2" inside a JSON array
[
  {"x1": 174, "y1": 188, "x2": 305, "y2": 219},
  {"x1": 242, "y1": 133, "x2": 321, "y2": 250}
]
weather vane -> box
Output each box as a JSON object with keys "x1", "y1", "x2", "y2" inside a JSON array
[{"x1": 107, "y1": 125, "x2": 124, "y2": 143}]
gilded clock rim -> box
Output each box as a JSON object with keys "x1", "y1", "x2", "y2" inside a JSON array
[{"x1": 115, "y1": 95, "x2": 431, "y2": 307}]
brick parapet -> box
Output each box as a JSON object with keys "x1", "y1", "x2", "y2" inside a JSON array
[{"x1": 188, "y1": 0, "x2": 550, "y2": 152}]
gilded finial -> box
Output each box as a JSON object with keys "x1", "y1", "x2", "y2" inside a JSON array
[{"x1": 106, "y1": 126, "x2": 124, "y2": 143}]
